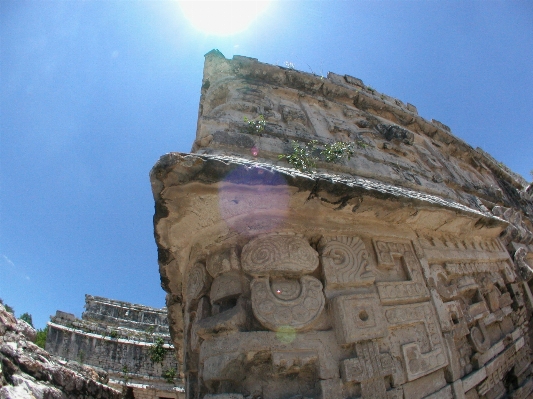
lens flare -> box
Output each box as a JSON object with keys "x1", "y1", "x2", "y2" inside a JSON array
[
  {"x1": 276, "y1": 325, "x2": 296, "y2": 343},
  {"x1": 179, "y1": 1, "x2": 271, "y2": 36},
  {"x1": 218, "y1": 166, "x2": 290, "y2": 236}
]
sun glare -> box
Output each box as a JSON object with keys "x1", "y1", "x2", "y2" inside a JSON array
[{"x1": 178, "y1": 0, "x2": 271, "y2": 36}]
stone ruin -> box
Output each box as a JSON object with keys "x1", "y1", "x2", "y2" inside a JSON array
[
  {"x1": 150, "y1": 50, "x2": 533, "y2": 399},
  {"x1": 0, "y1": 303, "x2": 121, "y2": 399},
  {"x1": 46, "y1": 295, "x2": 184, "y2": 399}
]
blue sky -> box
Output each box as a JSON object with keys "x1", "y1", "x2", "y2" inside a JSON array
[{"x1": 1, "y1": 1, "x2": 532, "y2": 329}]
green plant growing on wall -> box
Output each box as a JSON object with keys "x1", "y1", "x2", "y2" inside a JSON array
[
  {"x1": 244, "y1": 115, "x2": 266, "y2": 134},
  {"x1": 122, "y1": 365, "x2": 130, "y2": 382},
  {"x1": 149, "y1": 337, "x2": 167, "y2": 365},
  {"x1": 278, "y1": 140, "x2": 318, "y2": 172},
  {"x1": 162, "y1": 367, "x2": 177, "y2": 384},
  {"x1": 110, "y1": 330, "x2": 119, "y2": 339},
  {"x1": 321, "y1": 141, "x2": 356, "y2": 163},
  {"x1": 279, "y1": 139, "x2": 367, "y2": 172}
]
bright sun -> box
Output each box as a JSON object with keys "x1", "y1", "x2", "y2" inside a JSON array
[{"x1": 178, "y1": 1, "x2": 271, "y2": 36}]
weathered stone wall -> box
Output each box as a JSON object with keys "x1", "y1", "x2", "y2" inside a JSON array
[
  {"x1": 83, "y1": 294, "x2": 170, "y2": 334},
  {"x1": 46, "y1": 295, "x2": 184, "y2": 399},
  {"x1": 151, "y1": 51, "x2": 533, "y2": 399}
]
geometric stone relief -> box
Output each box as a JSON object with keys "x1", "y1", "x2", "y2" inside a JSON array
[
  {"x1": 340, "y1": 340, "x2": 401, "y2": 399},
  {"x1": 373, "y1": 239, "x2": 430, "y2": 305},
  {"x1": 331, "y1": 292, "x2": 386, "y2": 344},
  {"x1": 385, "y1": 302, "x2": 448, "y2": 381},
  {"x1": 182, "y1": 232, "x2": 533, "y2": 399},
  {"x1": 319, "y1": 235, "x2": 375, "y2": 290},
  {"x1": 445, "y1": 261, "x2": 516, "y2": 284}
]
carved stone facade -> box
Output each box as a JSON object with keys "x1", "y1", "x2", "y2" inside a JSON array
[
  {"x1": 151, "y1": 51, "x2": 533, "y2": 398},
  {"x1": 46, "y1": 295, "x2": 184, "y2": 399}
]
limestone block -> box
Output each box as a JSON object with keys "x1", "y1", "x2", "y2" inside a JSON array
[
  {"x1": 206, "y1": 247, "x2": 240, "y2": 279},
  {"x1": 209, "y1": 272, "x2": 243, "y2": 305},
  {"x1": 199, "y1": 331, "x2": 340, "y2": 381},
  {"x1": 241, "y1": 233, "x2": 318, "y2": 276},
  {"x1": 319, "y1": 235, "x2": 375, "y2": 289},
  {"x1": 194, "y1": 297, "x2": 248, "y2": 339},
  {"x1": 272, "y1": 350, "x2": 318, "y2": 374},
  {"x1": 331, "y1": 292, "x2": 386, "y2": 344},
  {"x1": 422, "y1": 384, "x2": 453, "y2": 399},
  {"x1": 401, "y1": 369, "x2": 448, "y2": 399},
  {"x1": 317, "y1": 378, "x2": 343, "y2": 399}
]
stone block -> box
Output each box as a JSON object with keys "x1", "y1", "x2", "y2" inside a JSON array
[
  {"x1": 332, "y1": 292, "x2": 386, "y2": 344},
  {"x1": 206, "y1": 247, "x2": 240, "y2": 279}
]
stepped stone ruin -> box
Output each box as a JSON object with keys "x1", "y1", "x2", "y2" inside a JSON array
[
  {"x1": 46, "y1": 295, "x2": 184, "y2": 399},
  {"x1": 150, "y1": 50, "x2": 533, "y2": 399},
  {"x1": 0, "y1": 303, "x2": 121, "y2": 399}
]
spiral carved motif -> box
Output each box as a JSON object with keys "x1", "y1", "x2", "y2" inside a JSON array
[
  {"x1": 251, "y1": 276, "x2": 325, "y2": 331},
  {"x1": 242, "y1": 234, "x2": 319, "y2": 276},
  {"x1": 319, "y1": 236, "x2": 374, "y2": 288}
]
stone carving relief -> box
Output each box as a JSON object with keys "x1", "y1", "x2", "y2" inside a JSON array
[
  {"x1": 373, "y1": 239, "x2": 430, "y2": 305},
  {"x1": 241, "y1": 233, "x2": 319, "y2": 276},
  {"x1": 319, "y1": 236, "x2": 375, "y2": 289},
  {"x1": 177, "y1": 232, "x2": 533, "y2": 399},
  {"x1": 187, "y1": 263, "x2": 208, "y2": 304},
  {"x1": 250, "y1": 276, "x2": 324, "y2": 331},
  {"x1": 332, "y1": 292, "x2": 386, "y2": 344}
]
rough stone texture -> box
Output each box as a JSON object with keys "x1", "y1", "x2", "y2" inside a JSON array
[
  {"x1": 0, "y1": 304, "x2": 121, "y2": 399},
  {"x1": 151, "y1": 51, "x2": 533, "y2": 399},
  {"x1": 46, "y1": 295, "x2": 184, "y2": 399}
]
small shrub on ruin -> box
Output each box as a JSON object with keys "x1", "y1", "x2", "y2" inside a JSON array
[
  {"x1": 279, "y1": 140, "x2": 367, "y2": 172},
  {"x1": 162, "y1": 367, "x2": 177, "y2": 384},
  {"x1": 244, "y1": 114, "x2": 266, "y2": 134},
  {"x1": 278, "y1": 140, "x2": 318, "y2": 172},
  {"x1": 149, "y1": 337, "x2": 167, "y2": 365}
]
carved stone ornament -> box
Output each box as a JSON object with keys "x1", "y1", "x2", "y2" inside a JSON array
[
  {"x1": 241, "y1": 233, "x2": 319, "y2": 276},
  {"x1": 250, "y1": 276, "x2": 324, "y2": 331},
  {"x1": 319, "y1": 235, "x2": 375, "y2": 289},
  {"x1": 187, "y1": 262, "x2": 207, "y2": 303}
]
